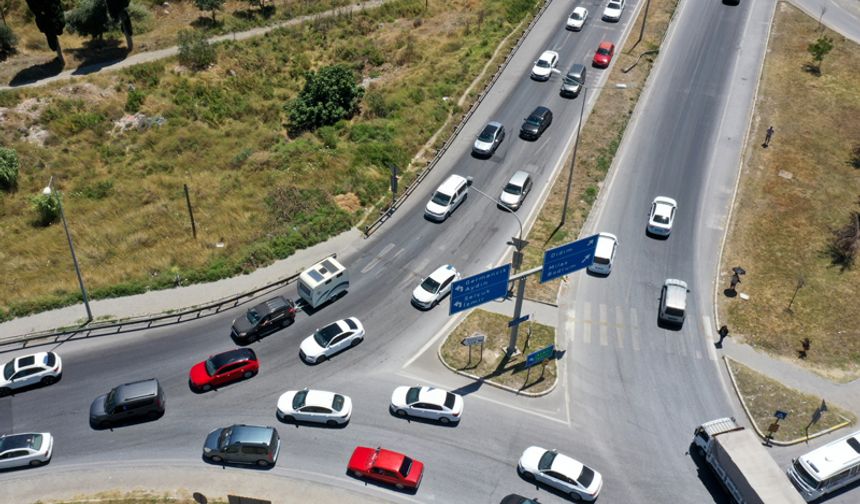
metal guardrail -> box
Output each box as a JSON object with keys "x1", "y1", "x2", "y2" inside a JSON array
[
  {"x1": 363, "y1": 0, "x2": 553, "y2": 237},
  {"x1": 0, "y1": 259, "x2": 322, "y2": 353}
]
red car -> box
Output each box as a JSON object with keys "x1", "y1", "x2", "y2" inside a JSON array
[
  {"x1": 593, "y1": 41, "x2": 615, "y2": 68},
  {"x1": 189, "y1": 348, "x2": 258, "y2": 391},
  {"x1": 347, "y1": 446, "x2": 424, "y2": 490}
]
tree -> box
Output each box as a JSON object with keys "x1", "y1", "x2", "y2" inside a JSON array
[
  {"x1": 24, "y1": 0, "x2": 65, "y2": 62},
  {"x1": 177, "y1": 29, "x2": 215, "y2": 70},
  {"x1": 106, "y1": 0, "x2": 133, "y2": 50},
  {"x1": 65, "y1": 0, "x2": 112, "y2": 40},
  {"x1": 0, "y1": 23, "x2": 16, "y2": 59},
  {"x1": 287, "y1": 64, "x2": 364, "y2": 133},
  {"x1": 828, "y1": 197, "x2": 860, "y2": 271},
  {"x1": 194, "y1": 0, "x2": 225, "y2": 22},
  {"x1": 807, "y1": 35, "x2": 834, "y2": 74},
  {"x1": 30, "y1": 191, "x2": 60, "y2": 226},
  {"x1": 0, "y1": 147, "x2": 19, "y2": 191}
]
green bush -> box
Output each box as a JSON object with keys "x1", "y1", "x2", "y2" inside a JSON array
[
  {"x1": 125, "y1": 88, "x2": 146, "y2": 112},
  {"x1": 504, "y1": 0, "x2": 537, "y2": 24},
  {"x1": 124, "y1": 61, "x2": 164, "y2": 88},
  {"x1": 30, "y1": 192, "x2": 61, "y2": 226},
  {"x1": 0, "y1": 23, "x2": 17, "y2": 58},
  {"x1": 73, "y1": 180, "x2": 114, "y2": 200},
  {"x1": 177, "y1": 29, "x2": 216, "y2": 70},
  {"x1": 66, "y1": 0, "x2": 113, "y2": 39},
  {"x1": 287, "y1": 64, "x2": 364, "y2": 132},
  {"x1": 0, "y1": 147, "x2": 20, "y2": 191}
]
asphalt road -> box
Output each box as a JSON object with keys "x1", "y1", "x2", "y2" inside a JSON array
[{"x1": 790, "y1": 0, "x2": 860, "y2": 43}]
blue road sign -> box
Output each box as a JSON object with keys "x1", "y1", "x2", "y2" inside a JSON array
[
  {"x1": 775, "y1": 410, "x2": 788, "y2": 420},
  {"x1": 540, "y1": 234, "x2": 600, "y2": 283},
  {"x1": 526, "y1": 345, "x2": 555, "y2": 368},
  {"x1": 508, "y1": 314, "x2": 530, "y2": 328},
  {"x1": 449, "y1": 264, "x2": 511, "y2": 315}
]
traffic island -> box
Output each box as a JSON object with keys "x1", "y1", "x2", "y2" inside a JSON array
[
  {"x1": 725, "y1": 357, "x2": 855, "y2": 445},
  {"x1": 438, "y1": 309, "x2": 558, "y2": 396}
]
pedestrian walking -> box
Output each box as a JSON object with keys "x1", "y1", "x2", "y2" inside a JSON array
[
  {"x1": 729, "y1": 272, "x2": 741, "y2": 292},
  {"x1": 763, "y1": 125, "x2": 774, "y2": 148},
  {"x1": 716, "y1": 325, "x2": 729, "y2": 348}
]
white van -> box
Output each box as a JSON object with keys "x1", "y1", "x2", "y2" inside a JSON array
[
  {"x1": 424, "y1": 174, "x2": 470, "y2": 222},
  {"x1": 298, "y1": 256, "x2": 349, "y2": 309},
  {"x1": 659, "y1": 278, "x2": 688, "y2": 325},
  {"x1": 587, "y1": 232, "x2": 618, "y2": 275},
  {"x1": 787, "y1": 429, "x2": 860, "y2": 501}
]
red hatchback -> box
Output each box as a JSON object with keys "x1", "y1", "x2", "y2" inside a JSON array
[
  {"x1": 347, "y1": 446, "x2": 424, "y2": 490},
  {"x1": 593, "y1": 41, "x2": 615, "y2": 68},
  {"x1": 189, "y1": 348, "x2": 258, "y2": 391}
]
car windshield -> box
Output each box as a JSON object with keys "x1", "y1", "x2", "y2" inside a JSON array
[
  {"x1": 431, "y1": 191, "x2": 451, "y2": 206},
  {"x1": 444, "y1": 393, "x2": 456, "y2": 409},
  {"x1": 564, "y1": 75, "x2": 582, "y2": 85},
  {"x1": 292, "y1": 390, "x2": 308, "y2": 409},
  {"x1": 313, "y1": 323, "x2": 342, "y2": 346},
  {"x1": 793, "y1": 460, "x2": 821, "y2": 489},
  {"x1": 653, "y1": 207, "x2": 670, "y2": 224},
  {"x1": 538, "y1": 450, "x2": 557, "y2": 471},
  {"x1": 399, "y1": 456, "x2": 414, "y2": 477},
  {"x1": 608, "y1": 1, "x2": 621, "y2": 8},
  {"x1": 478, "y1": 126, "x2": 497, "y2": 142},
  {"x1": 105, "y1": 389, "x2": 117, "y2": 413},
  {"x1": 332, "y1": 394, "x2": 345, "y2": 411},
  {"x1": 218, "y1": 427, "x2": 232, "y2": 449},
  {"x1": 420, "y1": 276, "x2": 441, "y2": 294},
  {"x1": 666, "y1": 307, "x2": 684, "y2": 317},
  {"x1": 406, "y1": 387, "x2": 421, "y2": 405},
  {"x1": 578, "y1": 465, "x2": 596, "y2": 487},
  {"x1": 595, "y1": 256, "x2": 610, "y2": 265},
  {"x1": 206, "y1": 351, "x2": 240, "y2": 376},
  {"x1": 597, "y1": 48, "x2": 610, "y2": 56},
  {"x1": 246, "y1": 308, "x2": 261, "y2": 325},
  {"x1": 504, "y1": 183, "x2": 522, "y2": 195},
  {"x1": 526, "y1": 116, "x2": 542, "y2": 126},
  {"x1": 536, "y1": 59, "x2": 551, "y2": 68},
  {"x1": 2, "y1": 361, "x2": 13, "y2": 381},
  {"x1": 571, "y1": 12, "x2": 582, "y2": 20}
]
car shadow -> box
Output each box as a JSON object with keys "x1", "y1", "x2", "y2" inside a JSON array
[
  {"x1": 388, "y1": 408, "x2": 459, "y2": 428},
  {"x1": 230, "y1": 321, "x2": 294, "y2": 347},
  {"x1": 0, "y1": 458, "x2": 52, "y2": 473},
  {"x1": 201, "y1": 454, "x2": 276, "y2": 471},
  {"x1": 645, "y1": 229, "x2": 670, "y2": 240},
  {"x1": 585, "y1": 269, "x2": 609, "y2": 278},
  {"x1": 89, "y1": 411, "x2": 165, "y2": 431},
  {"x1": 276, "y1": 411, "x2": 349, "y2": 430},
  {"x1": 345, "y1": 469, "x2": 419, "y2": 495},
  {"x1": 0, "y1": 376, "x2": 62, "y2": 398},
  {"x1": 656, "y1": 315, "x2": 684, "y2": 332},
  {"x1": 518, "y1": 469, "x2": 589, "y2": 502}
]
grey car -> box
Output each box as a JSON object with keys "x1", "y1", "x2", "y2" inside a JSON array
[
  {"x1": 231, "y1": 296, "x2": 296, "y2": 344},
  {"x1": 203, "y1": 424, "x2": 281, "y2": 467},
  {"x1": 90, "y1": 378, "x2": 165, "y2": 429},
  {"x1": 519, "y1": 106, "x2": 553, "y2": 140},
  {"x1": 472, "y1": 121, "x2": 505, "y2": 157},
  {"x1": 560, "y1": 63, "x2": 587, "y2": 98}
]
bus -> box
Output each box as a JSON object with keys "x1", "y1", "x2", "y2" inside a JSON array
[{"x1": 787, "y1": 429, "x2": 860, "y2": 501}]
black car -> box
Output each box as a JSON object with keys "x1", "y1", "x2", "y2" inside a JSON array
[
  {"x1": 519, "y1": 106, "x2": 553, "y2": 140},
  {"x1": 89, "y1": 378, "x2": 165, "y2": 429},
  {"x1": 231, "y1": 296, "x2": 296, "y2": 344},
  {"x1": 499, "y1": 495, "x2": 538, "y2": 504}
]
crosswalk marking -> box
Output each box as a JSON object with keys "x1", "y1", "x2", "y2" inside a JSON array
[
  {"x1": 599, "y1": 304, "x2": 609, "y2": 346},
  {"x1": 583, "y1": 302, "x2": 592, "y2": 344},
  {"x1": 566, "y1": 318, "x2": 576, "y2": 344},
  {"x1": 615, "y1": 305, "x2": 625, "y2": 349},
  {"x1": 630, "y1": 308, "x2": 641, "y2": 351}
]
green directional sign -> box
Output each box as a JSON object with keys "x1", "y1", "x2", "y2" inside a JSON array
[{"x1": 526, "y1": 345, "x2": 554, "y2": 368}]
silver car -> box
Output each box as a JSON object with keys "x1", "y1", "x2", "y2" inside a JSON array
[
  {"x1": 0, "y1": 432, "x2": 53, "y2": 469},
  {"x1": 472, "y1": 121, "x2": 505, "y2": 157},
  {"x1": 499, "y1": 171, "x2": 533, "y2": 210}
]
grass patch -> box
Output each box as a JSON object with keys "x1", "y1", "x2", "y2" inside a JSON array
[
  {"x1": 727, "y1": 358, "x2": 854, "y2": 442},
  {"x1": 0, "y1": 0, "x2": 539, "y2": 320},
  {"x1": 36, "y1": 490, "x2": 228, "y2": 504},
  {"x1": 440, "y1": 309, "x2": 557, "y2": 394},
  {"x1": 521, "y1": 0, "x2": 679, "y2": 303},
  {"x1": 719, "y1": 3, "x2": 860, "y2": 381}
]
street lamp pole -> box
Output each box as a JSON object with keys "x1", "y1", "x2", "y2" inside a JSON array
[
  {"x1": 467, "y1": 182, "x2": 529, "y2": 356},
  {"x1": 43, "y1": 176, "x2": 93, "y2": 323},
  {"x1": 560, "y1": 86, "x2": 587, "y2": 227}
]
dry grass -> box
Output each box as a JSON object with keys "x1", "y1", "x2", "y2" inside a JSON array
[
  {"x1": 440, "y1": 309, "x2": 557, "y2": 394},
  {"x1": 37, "y1": 491, "x2": 228, "y2": 504},
  {"x1": 522, "y1": 0, "x2": 680, "y2": 303},
  {"x1": 719, "y1": 3, "x2": 860, "y2": 381},
  {"x1": 727, "y1": 358, "x2": 854, "y2": 442}
]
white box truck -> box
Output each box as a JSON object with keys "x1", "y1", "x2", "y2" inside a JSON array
[
  {"x1": 298, "y1": 256, "x2": 349, "y2": 309},
  {"x1": 693, "y1": 417, "x2": 805, "y2": 504}
]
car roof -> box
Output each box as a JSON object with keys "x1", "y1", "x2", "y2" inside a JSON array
[
  {"x1": 530, "y1": 106, "x2": 551, "y2": 117},
  {"x1": 437, "y1": 174, "x2": 467, "y2": 195},
  {"x1": 566, "y1": 63, "x2": 586, "y2": 75},
  {"x1": 598, "y1": 41, "x2": 614, "y2": 49},
  {"x1": 800, "y1": 430, "x2": 860, "y2": 480},
  {"x1": 229, "y1": 424, "x2": 276, "y2": 445},
  {"x1": 428, "y1": 264, "x2": 457, "y2": 282},
  {"x1": 594, "y1": 233, "x2": 617, "y2": 258},
  {"x1": 486, "y1": 121, "x2": 503, "y2": 130},
  {"x1": 374, "y1": 448, "x2": 406, "y2": 472},
  {"x1": 209, "y1": 348, "x2": 256, "y2": 369},
  {"x1": 539, "y1": 50, "x2": 557, "y2": 60},
  {"x1": 115, "y1": 378, "x2": 159, "y2": 402},
  {"x1": 253, "y1": 296, "x2": 292, "y2": 316},
  {"x1": 508, "y1": 170, "x2": 531, "y2": 187},
  {"x1": 572, "y1": 6, "x2": 586, "y2": 15},
  {"x1": 653, "y1": 196, "x2": 677, "y2": 207},
  {"x1": 664, "y1": 279, "x2": 688, "y2": 308},
  {"x1": 551, "y1": 451, "x2": 585, "y2": 479},
  {"x1": 305, "y1": 389, "x2": 337, "y2": 407}
]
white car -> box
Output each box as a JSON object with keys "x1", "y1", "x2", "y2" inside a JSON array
[
  {"x1": 647, "y1": 196, "x2": 678, "y2": 236},
  {"x1": 602, "y1": 0, "x2": 625, "y2": 21},
  {"x1": 412, "y1": 264, "x2": 460, "y2": 309},
  {"x1": 0, "y1": 432, "x2": 53, "y2": 469},
  {"x1": 299, "y1": 317, "x2": 364, "y2": 364},
  {"x1": 587, "y1": 232, "x2": 618, "y2": 275},
  {"x1": 499, "y1": 170, "x2": 533, "y2": 211},
  {"x1": 518, "y1": 446, "x2": 603, "y2": 501},
  {"x1": 0, "y1": 351, "x2": 62, "y2": 396},
  {"x1": 276, "y1": 388, "x2": 352, "y2": 425},
  {"x1": 390, "y1": 385, "x2": 464, "y2": 424},
  {"x1": 566, "y1": 6, "x2": 588, "y2": 30},
  {"x1": 530, "y1": 50, "x2": 559, "y2": 81}
]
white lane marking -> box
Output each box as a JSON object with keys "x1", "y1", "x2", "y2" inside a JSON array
[
  {"x1": 630, "y1": 308, "x2": 641, "y2": 352},
  {"x1": 566, "y1": 317, "x2": 576, "y2": 344},
  {"x1": 401, "y1": 312, "x2": 463, "y2": 369},
  {"x1": 392, "y1": 248, "x2": 405, "y2": 261},
  {"x1": 703, "y1": 315, "x2": 717, "y2": 361},
  {"x1": 360, "y1": 243, "x2": 396, "y2": 273},
  {"x1": 696, "y1": 350, "x2": 703, "y2": 360},
  {"x1": 615, "y1": 305, "x2": 625, "y2": 349},
  {"x1": 583, "y1": 302, "x2": 592, "y2": 344},
  {"x1": 396, "y1": 371, "x2": 569, "y2": 426},
  {"x1": 599, "y1": 303, "x2": 608, "y2": 346}
]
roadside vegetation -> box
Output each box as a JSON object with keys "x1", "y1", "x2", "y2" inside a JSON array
[
  {"x1": 0, "y1": 0, "x2": 543, "y2": 321},
  {"x1": 726, "y1": 358, "x2": 854, "y2": 442},
  {"x1": 719, "y1": 3, "x2": 860, "y2": 381},
  {"x1": 440, "y1": 309, "x2": 557, "y2": 394},
  {"x1": 520, "y1": 0, "x2": 679, "y2": 303},
  {"x1": 35, "y1": 491, "x2": 227, "y2": 504}
]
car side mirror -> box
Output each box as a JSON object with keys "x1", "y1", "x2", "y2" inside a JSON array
[{"x1": 466, "y1": 176, "x2": 473, "y2": 187}]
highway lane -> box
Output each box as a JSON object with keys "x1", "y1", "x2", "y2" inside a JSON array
[
  {"x1": 1, "y1": 1, "x2": 650, "y2": 503},
  {"x1": 790, "y1": 0, "x2": 860, "y2": 43}
]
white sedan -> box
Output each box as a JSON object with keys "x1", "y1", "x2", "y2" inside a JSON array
[
  {"x1": 299, "y1": 317, "x2": 364, "y2": 364},
  {"x1": 0, "y1": 432, "x2": 53, "y2": 469},
  {"x1": 566, "y1": 6, "x2": 588, "y2": 31},
  {"x1": 518, "y1": 446, "x2": 603, "y2": 501},
  {"x1": 530, "y1": 50, "x2": 559, "y2": 81},
  {"x1": 602, "y1": 0, "x2": 625, "y2": 21},
  {"x1": 412, "y1": 264, "x2": 461, "y2": 309},
  {"x1": 1, "y1": 351, "x2": 62, "y2": 396},
  {"x1": 277, "y1": 388, "x2": 352, "y2": 426},
  {"x1": 647, "y1": 196, "x2": 678, "y2": 236},
  {"x1": 390, "y1": 385, "x2": 464, "y2": 424}
]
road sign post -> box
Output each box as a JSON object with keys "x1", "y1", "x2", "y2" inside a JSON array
[
  {"x1": 523, "y1": 345, "x2": 554, "y2": 389},
  {"x1": 540, "y1": 234, "x2": 599, "y2": 283},
  {"x1": 462, "y1": 333, "x2": 486, "y2": 366},
  {"x1": 449, "y1": 264, "x2": 511, "y2": 315}
]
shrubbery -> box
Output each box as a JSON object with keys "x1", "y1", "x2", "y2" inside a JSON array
[
  {"x1": 30, "y1": 192, "x2": 61, "y2": 226},
  {"x1": 287, "y1": 64, "x2": 364, "y2": 133},
  {"x1": 177, "y1": 29, "x2": 216, "y2": 70},
  {"x1": 0, "y1": 147, "x2": 19, "y2": 191},
  {"x1": 0, "y1": 23, "x2": 17, "y2": 58}
]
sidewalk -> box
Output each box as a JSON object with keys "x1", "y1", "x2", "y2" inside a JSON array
[
  {"x1": 0, "y1": 228, "x2": 363, "y2": 338},
  {"x1": 1, "y1": 0, "x2": 389, "y2": 90}
]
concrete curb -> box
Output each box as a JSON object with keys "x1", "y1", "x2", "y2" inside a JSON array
[{"x1": 723, "y1": 356, "x2": 852, "y2": 446}]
